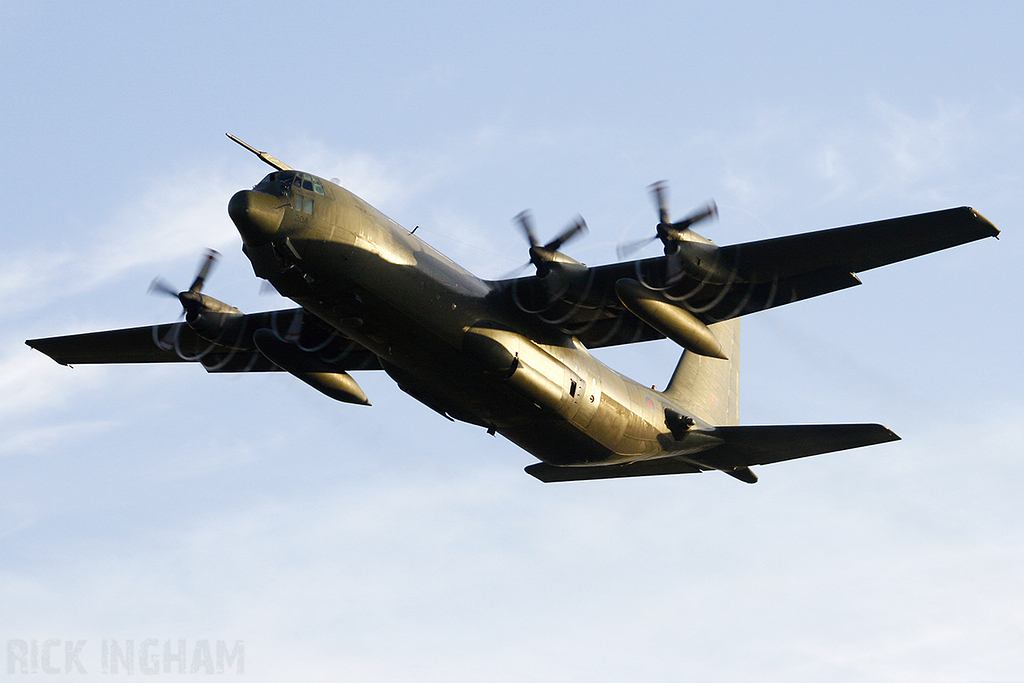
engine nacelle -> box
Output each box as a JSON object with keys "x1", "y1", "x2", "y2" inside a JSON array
[
  {"x1": 187, "y1": 310, "x2": 253, "y2": 350},
  {"x1": 253, "y1": 329, "x2": 370, "y2": 405},
  {"x1": 615, "y1": 278, "x2": 727, "y2": 359},
  {"x1": 668, "y1": 238, "x2": 733, "y2": 285},
  {"x1": 176, "y1": 291, "x2": 255, "y2": 351}
]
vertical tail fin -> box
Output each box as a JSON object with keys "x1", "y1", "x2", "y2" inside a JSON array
[{"x1": 661, "y1": 318, "x2": 740, "y2": 426}]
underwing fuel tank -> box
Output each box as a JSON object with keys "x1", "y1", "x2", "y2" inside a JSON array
[
  {"x1": 463, "y1": 326, "x2": 584, "y2": 418},
  {"x1": 252, "y1": 329, "x2": 370, "y2": 405},
  {"x1": 615, "y1": 278, "x2": 727, "y2": 359}
]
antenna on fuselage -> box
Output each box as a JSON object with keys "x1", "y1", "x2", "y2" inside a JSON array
[{"x1": 226, "y1": 133, "x2": 294, "y2": 172}]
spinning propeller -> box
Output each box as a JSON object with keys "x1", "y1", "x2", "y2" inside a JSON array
[
  {"x1": 508, "y1": 210, "x2": 587, "y2": 278},
  {"x1": 616, "y1": 181, "x2": 719, "y2": 285},
  {"x1": 149, "y1": 248, "x2": 222, "y2": 320},
  {"x1": 149, "y1": 248, "x2": 244, "y2": 348},
  {"x1": 505, "y1": 211, "x2": 591, "y2": 316}
]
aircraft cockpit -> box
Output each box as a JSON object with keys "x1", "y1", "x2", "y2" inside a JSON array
[{"x1": 253, "y1": 171, "x2": 326, "y2": 197}]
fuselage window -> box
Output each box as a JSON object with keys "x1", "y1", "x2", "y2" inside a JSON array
[{"x1": 293, "y1": 194, "x2": 314, "y2": 215}]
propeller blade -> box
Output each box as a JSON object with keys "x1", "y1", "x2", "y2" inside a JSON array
[
  {"x1": 155, "y1": 324, "x2": 178, "y2": 350},
  {"x1": 650, "y1": 180, "x2": 670, "y2": 225},
  {"x1": 544, "y1": 216, "x2": 587, "y2": 252},
  {"x1": 148, "y1": 278, "x2": 179, "y2": 298},
  {"x1": 147, "y1": 279, "x2": 186, "y2": 320},
  {"x1": 148, "y1": 248, "x2": 222, "y2": 318},
  {"x1": 188, "y1": 248, "x2": 220, "y2": 293},
  {"x1": 499, "y1": 261, "x2": 532, "y2": 279},
  {"x1": 616, "y1": 235, "x2": 658, "y2": 259},
  {"x1": 665, "y1": 249, "x2": 684, "y2": 285},
  {"x1": 615, "y1": 181, "x2": 719, "y2": 270},
  {"x1": 509, "y1": 211, "x2": 587, "y2": 278},
  {"x1": 285, "y1": 309, "x2": 304, "y2": 343},
  {"x1": 514, "y1": 210, "x2": 540, "y2": 248},
  {"x1": 672, "y1": 200, "x2": 718, "y2": 230}
]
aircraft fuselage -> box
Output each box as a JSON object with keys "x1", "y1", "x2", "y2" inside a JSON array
[{"x1": 228, "y1": 171, "x2": 718, "y2": 468}]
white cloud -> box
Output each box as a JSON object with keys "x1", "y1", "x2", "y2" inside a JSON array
[
  {"x1": 96, "y1": 169, "x2": 241, "y2": 272},
  {"x1": 678, "y1": 95, "x2": 1022, "y2": 231},
  {"x1": 0, "y1": 347, "x2": 103, "y2": 420},
  {"x1": 0, "y1": 416, "x2": 119, "y2": 459},
  {"x1": 2, "y1": 167, "x2": 243, "y2": 319}
]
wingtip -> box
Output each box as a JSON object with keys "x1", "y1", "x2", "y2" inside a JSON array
[
  {"x1": 877, "y1": 425, "x2": 901, "y2": 443},
  {"x1": 964, "y1": 207, "x2": 1000, "y2": 239},
  {"x1": 25, "y1": 338, "x2": 70, "y2": 366}
]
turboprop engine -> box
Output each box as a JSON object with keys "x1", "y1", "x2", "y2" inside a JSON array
[{"x1": 149, "y1": 249, "x2": 255, "y2": 351}]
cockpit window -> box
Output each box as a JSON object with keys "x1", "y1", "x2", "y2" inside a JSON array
[
  {"x1": 254, "y1": 172, "x2": 279, "y2": 190},
  {"x1": 253, "y1": 170, "x2": 324, "y2": 198},
  {"x1": 291, "y1": 172, "x2": 325, "y2": 195}
]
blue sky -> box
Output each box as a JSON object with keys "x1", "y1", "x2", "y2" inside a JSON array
[{"x1": 3, "y1": 2, "x2": 1022, "y2": 681}]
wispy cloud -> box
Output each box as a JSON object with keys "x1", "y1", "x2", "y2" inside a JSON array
[
  {"x1": 684, "y1": 96, "x2": 1020, "y2": 228},
  {"x1": 4, "y1": 403, "x2": 1021, "y2": 681},
  {"x1": 2, "y1": 168, "x2": 242, "y2": 318}
]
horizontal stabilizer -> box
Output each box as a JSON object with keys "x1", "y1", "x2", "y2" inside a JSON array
[
  {"x1": 700, "y1": 423, "x2": 900, "y2": 469},
  {"x1": 526, "y1": 423, "x2": 898, "y2": 483}
]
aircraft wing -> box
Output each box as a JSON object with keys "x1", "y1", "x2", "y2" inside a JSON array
[
  {"x1": 526, "y1": 423, "x2": 899, "y2": 482},
  {"x1": 499, "y1": 207, "x2": 998, "y2": 349},
  {"x1": 26, "y1": 309, "x2": 382, "y2": 373},
  {"x1": 716, "y1": 206, "x2": 999, "y2": 280}
]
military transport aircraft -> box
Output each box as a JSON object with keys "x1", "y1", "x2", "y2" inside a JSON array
[{"x1": 27, "y1": 135, "x2": 1000, "y2": 483}]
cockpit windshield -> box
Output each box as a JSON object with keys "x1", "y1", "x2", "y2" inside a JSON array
[
  {"x1": 255, "y1": 172, "x2": 279, "y2": 189},
  {"x1": 279, "y1": 171, "x2": 325, "y2": 195},
  {"x1": 253, "y1": 171, "x2": 326, "y2": 196}
]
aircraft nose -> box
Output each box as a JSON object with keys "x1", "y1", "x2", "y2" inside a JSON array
[{"x1": 228, "y1": 190, "x2": 285, "y2": 246}]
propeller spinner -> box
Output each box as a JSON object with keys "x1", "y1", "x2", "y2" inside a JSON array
[
  {"x1": 616, "y1": 181, "x2": 720, "y2": 285},
  {"x1": 149, "y1": 248, "x2": 222, "y2": 319},
  {"x1": 508, "y1": 210, "x2": 588, "y2": 278},
  {"x1": 149, "y1": 249, "x2": 247, "y2": 349},
  {"x1": 617, "y1": 182, "x2": 718, "y2": 259}
]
